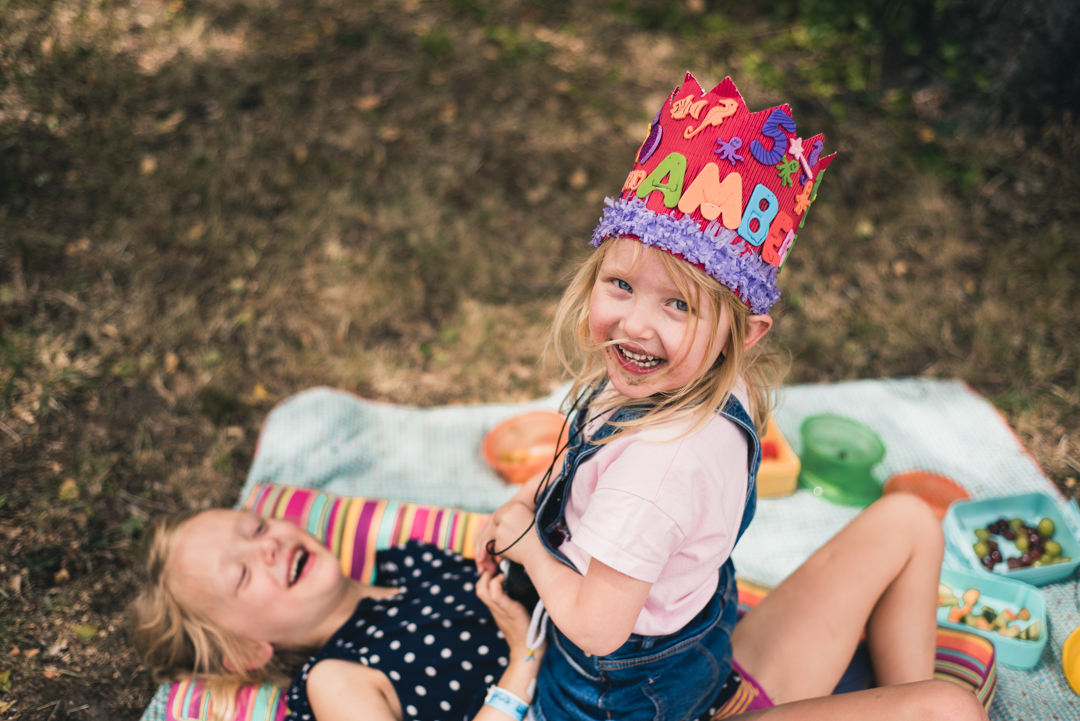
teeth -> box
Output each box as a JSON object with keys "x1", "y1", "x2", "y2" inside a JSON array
[
  {"x1": 618, "y1": 345, "x2": 661, "y2": 368},
  {"x1": 290, "y1": 549, "x2": 308, "y2": 585}
]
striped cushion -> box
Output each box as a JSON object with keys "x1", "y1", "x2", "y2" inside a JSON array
[
  {"x1": 242, "y1": 484, "x2": 488, "y2": 584},
  {"x1": 164, "y1": 680, "x2": 284, "y2": 721}
]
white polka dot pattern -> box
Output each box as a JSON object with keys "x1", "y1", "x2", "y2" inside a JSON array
[{"x1": 285, "y1": 542, "x2": 509, "y2": 721}]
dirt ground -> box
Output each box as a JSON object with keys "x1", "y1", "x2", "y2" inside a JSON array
[{"x1": 1, "y1": 1, "x2": 1078, "y2": 719}]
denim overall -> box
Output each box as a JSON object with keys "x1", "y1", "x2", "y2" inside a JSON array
[{"x1": 532, "y1": 386, "x2": 760, "y2": 721}]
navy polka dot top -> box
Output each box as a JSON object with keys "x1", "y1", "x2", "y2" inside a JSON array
[{"x1": 286, "y1": 541, "x2": 509, "y2": 721}]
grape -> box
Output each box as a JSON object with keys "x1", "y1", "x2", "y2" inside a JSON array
[
  {"x1": 1003, "y1": 529, "x2": 1016, "y2": 541},
  {"x1": 974, "y1": 528, "x2": 991, "y2": 541},
  {"x1": 973, "y1": 541, "x2": 989, "y2": 558},
  {"x1": 1045, "y1": 540, "x2": 1062, "y2": 557},
  {"x1": 1037, "y1": 518, "x2": 1055, "y2": 538},
  {"x1": 1014, "y1": 535, "x2": 1029, "y2": 552}
]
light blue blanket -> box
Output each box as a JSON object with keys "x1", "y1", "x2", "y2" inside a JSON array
[
  {"x1": 142, "y1": 378, "x2": 1078, "y2": 721},
  {"x1": 240, "y1": 378, "x2": 1080, "y2": 720}
]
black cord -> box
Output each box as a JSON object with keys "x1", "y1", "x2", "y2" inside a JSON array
[{"x1": 486, "y1": 390, "x2": 593, "y2": 559}]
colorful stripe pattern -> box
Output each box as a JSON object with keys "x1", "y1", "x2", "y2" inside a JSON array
[
  {"x1": 712, "y1": 579, "x2": 998, "y2": 719},
  {"x1": 243, "y1": 484, "x2": 489, "y2": 584},
  {"x1": 165, "y1": 679, "x2": 285, "y2": 721}
]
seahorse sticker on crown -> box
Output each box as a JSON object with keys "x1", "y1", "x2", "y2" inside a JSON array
[{"x1": 591, "y1": 73, "x2": 835, "y2": 315}]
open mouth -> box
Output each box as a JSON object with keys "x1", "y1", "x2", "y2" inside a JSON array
[
  {"x1": 615, "y1": 344, "x2": 664, "y2": 372},
  {"x1": 288, "y1": 547, "x2": 310, "y2": 587}
]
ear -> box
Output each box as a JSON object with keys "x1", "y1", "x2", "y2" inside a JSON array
[
  {"x1": 743, "y1": 314, "x2": 773, "y2": 351},
  {"x1": 222, "y1": 640, "x2": 274, "y2": 673}
]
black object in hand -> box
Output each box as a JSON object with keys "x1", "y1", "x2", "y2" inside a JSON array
[{"x1": 501, "y1": 561, "x2": 540, "y2": 611}]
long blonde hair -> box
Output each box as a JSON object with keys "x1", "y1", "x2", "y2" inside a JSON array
[
  {"x1": 128, "y1": 515, "x2": 295, "y2": 721},
  {"x1": 550, "y1": 237, "x2": 782, "y2": 436}
]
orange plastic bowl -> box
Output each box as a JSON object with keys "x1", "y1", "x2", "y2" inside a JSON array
[
  {"x1": 483, "y1": 411, "x2": 569, "y2": 484},
  {"x1": 883, "y1": 471, "x2": 970, "y2": 520}
]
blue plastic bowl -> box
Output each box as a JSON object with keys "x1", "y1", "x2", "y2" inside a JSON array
[
  {"x1": 942, "y1": 492, "x2": 1080, "y2": 586},
  {"x1": 938, "y1": 567, "x2": 1047, "y2": 669}
]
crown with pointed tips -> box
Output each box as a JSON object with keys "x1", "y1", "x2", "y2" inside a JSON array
[{"x1": 591, "y1": 73, "x2": 835, "y2": 314}]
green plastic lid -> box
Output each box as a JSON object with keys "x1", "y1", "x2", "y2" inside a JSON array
[{"x1": 798, "y1": 414, "x2": 886, "y2": 507}]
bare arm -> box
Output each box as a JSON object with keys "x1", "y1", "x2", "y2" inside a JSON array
[
  {"x1": 491, "y1": 502, "x2": 651, "y2": 657},
  {"x1": 307, "y1": 661, "x2": 400, "y2": 721}
]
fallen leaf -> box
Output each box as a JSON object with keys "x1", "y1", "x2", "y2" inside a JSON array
[
  {"x1": 23, "y1": 648, "x2": 39, "y2": 659},
  {"x1": 252, "y1": 383, "x2": 270, "y2": 401},
  {"x1": 377, "y1": 126, "x2": 401, "y2": 142},
  {"x1": 164, "y1": 352, "x2": 180, "y2": 374},
  {"x1": 65, "y1": 237, "x2": 91, "y2": 255},
  {"x1": 58, "y1": 478, "x2": 79, "y2": 503},
  {"x1": 187, "y1": 223, "x2": 208, "y2": 241},
  {"x1": 42, "y1": 666, "x2": 61, "y2": 679},
  {"x1": 0, "y1": 699, "x2": 15, "y2": 713},
  {"x1": 73, "y1": 624, "x2": 98, "y2": 642},
  {"x1": 139, "y1": 156, "x2": 158, "y2": 175},
  {"x1": 46, "y1": 638, "x2": 68, "y2": 657},
  {"x1": 53, "y1": 568, "x2": 70, "y2": 585},
  {"x1": 0, "y1": 668, "x2": 11, "y2": 692},
  {"x1": 353, "y1": 95, "x2": 383, "y2": 112},
  {"x1": 155, "y1": 110, "x2": 185, "y2": 134}
]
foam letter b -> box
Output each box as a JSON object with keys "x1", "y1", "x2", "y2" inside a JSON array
[{"x1": 738, "y1": 184, "x2": 779, "y2": 247}]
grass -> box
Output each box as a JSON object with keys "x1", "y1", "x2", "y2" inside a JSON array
[{"x1": 1, "y1": 1, "x2": 1078, "y2": 718}]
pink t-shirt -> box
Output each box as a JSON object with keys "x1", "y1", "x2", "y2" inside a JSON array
[{"x1": 558, "y1": 386, "x2": 750, "y2": 636}]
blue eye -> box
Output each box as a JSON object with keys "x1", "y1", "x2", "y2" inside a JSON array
[
  {"x1": 673, "y1": 300, "x2": 689, "y2": 312},
  {"x1": 613, "y1": 279, "x2": 632, "y2": 292}
]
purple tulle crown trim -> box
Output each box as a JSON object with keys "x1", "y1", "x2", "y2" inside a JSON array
[{"x1": 590, "y1": 196, "x2": 781, "y2": 315}]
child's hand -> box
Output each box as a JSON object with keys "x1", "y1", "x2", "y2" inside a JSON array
[
  {"x1": 488, "y1": 501, "x2": 538, "y2": 565},
  {"x1": 475, "y1": 571, "x2": 545, "y2": 664}
]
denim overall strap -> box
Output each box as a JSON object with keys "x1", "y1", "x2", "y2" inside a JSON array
[
  {"x1": 533, "y1": 382, "x2": 652, "y2": 571},
  {"x1": 719, "y1": 394, "x2": 759, "y2": 546},
  {"x1": 534, "y1": 385, "x2": 761, "y2": 570}
]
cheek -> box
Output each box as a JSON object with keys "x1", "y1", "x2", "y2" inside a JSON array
[{"x1": 587, "y1": 290, "x2": 607, "y2": 339}]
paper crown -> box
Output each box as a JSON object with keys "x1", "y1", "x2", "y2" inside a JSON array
[{"x1": 591, "y1": 73, "x2": 835, "y2": 315}]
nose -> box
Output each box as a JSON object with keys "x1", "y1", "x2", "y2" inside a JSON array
[
  {"x1": 619, "y1": 299, "x2": 655, "y2": 341},
  {"x1": 247, "y1": 532, "x2": 281, "y2": 568}
]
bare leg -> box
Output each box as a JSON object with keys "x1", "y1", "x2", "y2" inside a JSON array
[
  {"x1": 731, "y1": 494, "x2": 943, "y2": 704},
  {"x1": 737, "y1": 679, "x2": 988, "y2": 721}
]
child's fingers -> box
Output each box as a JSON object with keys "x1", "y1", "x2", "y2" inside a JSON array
[
  {"x1": 475, "y1": 571, "x2": 494, "y2": 605},
  {"x1": 473, "y1": 526, "x2": 499, "y2": 574}
]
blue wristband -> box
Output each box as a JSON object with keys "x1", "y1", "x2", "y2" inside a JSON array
[{"x1": 484, "y1": 685, "x2": 529, "y2": 721}]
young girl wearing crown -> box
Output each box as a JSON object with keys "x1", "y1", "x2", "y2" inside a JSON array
[{"x1": 476, "y1": 75, "x2": 988, "y2": 721}]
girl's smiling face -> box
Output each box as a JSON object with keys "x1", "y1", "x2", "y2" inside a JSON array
[
  {"x1": 588, "y1": 238, "x2": 730, "y2": 399},
  {"x1": 168, "y1": 510, "x2": 358, "y2": 654}
]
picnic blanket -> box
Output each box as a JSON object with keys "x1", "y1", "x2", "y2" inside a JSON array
[{"x1": 239, "y1": 378, "x2": 1080, "y2": 720}]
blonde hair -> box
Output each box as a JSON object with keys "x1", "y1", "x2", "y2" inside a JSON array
[
  {"x1": 550, "y1": 237, "x2": 782, "y2": 437},
  {"x1": 128, "y1": 514, "x2": 295, "y2": 721}
]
